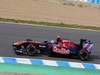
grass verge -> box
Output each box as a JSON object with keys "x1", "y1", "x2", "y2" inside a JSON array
[{"x1": 0, "y1": 18, "x2": 100, "y2": 31}]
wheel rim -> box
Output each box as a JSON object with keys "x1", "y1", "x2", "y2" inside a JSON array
[
  {"x1": 80, "y1": 49, "x2": 88, "y2": 60},
  {"x1": 26, "y1": 45, "x2": 36, "y2": 56}
]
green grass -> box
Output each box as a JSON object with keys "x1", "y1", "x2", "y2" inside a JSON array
[
  {"x1": 0, "y1": 17, "x2": 100, "y2": 31},
  {"x1": 0, "y1": 63, "x2": 100, "y2": 75}
]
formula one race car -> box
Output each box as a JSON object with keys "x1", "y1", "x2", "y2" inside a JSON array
[{"x1": 12, "y1": 37, "x2": 94, "y2": 61}]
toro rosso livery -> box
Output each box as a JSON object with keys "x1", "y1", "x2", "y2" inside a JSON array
[{"x1": 12, "y1": 37, "x2": 94, "y2": 61}]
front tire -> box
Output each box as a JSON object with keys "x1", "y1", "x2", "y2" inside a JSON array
[{"x1": 26, "y1": 44, "x2": 38, "y2": 56}]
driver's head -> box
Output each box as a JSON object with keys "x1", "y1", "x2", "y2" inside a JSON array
[
  {"x1": 56, "y1": 36, "x2": 62, "y2": 43},
  {"x1": 50, "y1": 40, "x2": 55, "y2": 43},
  {"x1": 26, "y1": 39, "x2": 32, "y2": 41}
]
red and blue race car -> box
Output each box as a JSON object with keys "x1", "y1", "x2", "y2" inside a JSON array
[{"x1": 12, "y1": 37, "x2": 94, "y2": 61}]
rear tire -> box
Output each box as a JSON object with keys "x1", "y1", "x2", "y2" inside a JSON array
[{"x1": 79, "y1": 49, "x2": 89, "y2": 61}]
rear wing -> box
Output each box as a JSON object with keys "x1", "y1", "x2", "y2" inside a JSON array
[{"x1": 80, "y1": 39, "x2": 94, "y2": 52}]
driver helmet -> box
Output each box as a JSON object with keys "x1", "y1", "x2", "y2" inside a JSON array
[
  {"x1": 50, "y1": 40, "x2": 55, "y2": 43},
  {"x1": 26, "y1": 39, "x2": 32, "y2": 41},
  {"x1": 56, "y1": 36, "x2": 63, "y2": 43}
]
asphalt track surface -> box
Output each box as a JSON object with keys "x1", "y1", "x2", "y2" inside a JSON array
[{"x1": 0, "y1": 23, "x2": 100, "y2": 64}]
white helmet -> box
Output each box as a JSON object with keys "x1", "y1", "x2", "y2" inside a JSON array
[{"x1": 50, "y1": 40, "x2": 55, "y2": 43}]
